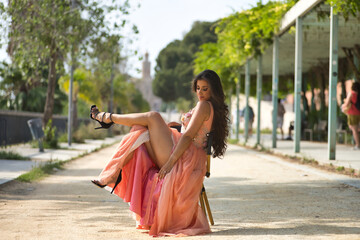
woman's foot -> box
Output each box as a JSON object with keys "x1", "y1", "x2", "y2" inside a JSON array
[
  {"x1": 90, "y1": 105, "x2": 114, "y2": 129},
  {"x1": 91, "y1": 179, "x2": 106, "y2": 188}
]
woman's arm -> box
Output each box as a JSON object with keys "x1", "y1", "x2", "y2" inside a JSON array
[
  {"x1": 158, "y1": 101, "x2": 211, "y2": 179},
  {"x1": 341, "y1": 92, "x2": 352, "y2": 111}
]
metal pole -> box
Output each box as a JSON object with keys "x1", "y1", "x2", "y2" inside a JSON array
[
  {"x1": 236, "y1": 75, "x2": 240, "y2": 142},
  {"x1": 228, "y1": 89, "x2": 232, "y2": 137},
  {"x1": 272, "y1": 37, "x2": 279, "y2": 148},
  {"x1": 67, "y1": 0, "x2": 76, "y2": 147},
  {"x1": 109, "y1": 63, "x2": 115, "y2": 113},
  {"x1": 294, "y1": 17, "x2": 303, "y2": 153},
  {"x1": 256, "y1": 55, "x2": 262, "y2": 146},
  {"x1": 244, "y1": 59, "x2": 250, "y2": 142},
  {"x1": 67, "y1": 59, "x2": 74, "y2": 146},
  {"x1": 328, "y1": 7, "x2": 338, "y2": 160},
  {"x1": 354, "y1": 54, "x2": 359, "y2": 82}
]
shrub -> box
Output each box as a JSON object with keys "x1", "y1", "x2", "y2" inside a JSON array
[{"x1": 43, "y1": 120, "x2": 59, "y2": 149}]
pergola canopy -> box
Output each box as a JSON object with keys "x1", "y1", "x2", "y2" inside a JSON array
[{"x1": 248, "y1": 0, "x2": 360, "y2": 76}]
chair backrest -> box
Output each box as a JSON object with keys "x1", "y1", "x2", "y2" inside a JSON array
[
  {"x1": 317, "y1": 120, "x2": 327, "y2": 131},
  {"x1": 205, "y1": 132, "x2": 213, "y2": 178},
  {"x1": 170, "y1": 125, "x2": 213, "y2": 178}
]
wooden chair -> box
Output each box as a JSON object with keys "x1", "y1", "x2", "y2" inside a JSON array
[
  {"x1": 199, "y1": 132, "x2": 214, "y2": 225},
  {"x1": 169, "y1": 125, "x2": 214, "y2": 225},
  {"x1": 114, "y1": 125, "x2": 215, "y2": 225}
]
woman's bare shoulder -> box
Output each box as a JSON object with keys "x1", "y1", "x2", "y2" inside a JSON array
[
  {"x1": 194, "y1": 101, "x2": 211, "y2": 121},
  {"x1": 196, "y1": 101, "x2": 211, "y2": 111}
]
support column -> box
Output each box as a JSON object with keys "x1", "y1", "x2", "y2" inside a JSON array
[
  {"x1": 354, "y1": 54, "x2": 359, "y2": 82},
  {"x1": 67, "y1": 52, "x2": 74, "y2": 147},
  {"x1": 272, "y1": 37, "x2": 279, "y2": 148},
  {"x1": 294, "y1": 17, "x2": 303, "y2": 153},
  {"x1": 256, "y1": 55, "x2": 262, "y2": 146},
  {"x1": 228, "y1": 89, "x2": 232, "y2": 137},
  {"x1": 235, "y1": 75, "x2": 240, "y2": 142},
  {"x1": 68, "y1": 0, "x2": 76, "y2": 147},
  {"x1": 328, "y1": 7, "x2": 338, "y2": 160},
  {"x1": 244, "y1": 59, "x2": 250, "y2": 142}
]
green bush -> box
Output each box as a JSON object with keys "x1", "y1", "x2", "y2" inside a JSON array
[
  {"x1": 58, "y1": 122, "x2": 112, "y2": 143},
  {"x1": 43, "y1": 120, "x2": 59, "y2": 149},
  {"x1": 73, "y1": 122, "x2": 108, "y2": 142}
]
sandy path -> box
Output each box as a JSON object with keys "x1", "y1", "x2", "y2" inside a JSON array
[{"x1": 0, "y1": 143, "x2": 359, "y2": 240}]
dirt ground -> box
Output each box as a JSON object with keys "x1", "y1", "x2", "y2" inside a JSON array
[{"x1": 0, "y1": 143, "x2": 360, "y2": 240}]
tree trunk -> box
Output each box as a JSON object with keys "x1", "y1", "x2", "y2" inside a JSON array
[
  {"x1": 302, "y1": 73, "x2": 309, "y2": 114},
  {"x1": 73, "y1": 98, "x2": 78, "y2": 129},
  {"x1": 343, "y1": 47, "x2": 360, "y2": 80},
  {"x1": 43, "y1": 44, "x2": 58, "y2": 126},
  {"x1": 319, "y1": 65, "x2": 327, "y2": 119},
  {"x1": 338, "y1": 59, "x2": 347, "y2": 104},
  {"x1": 310, "y1": 75, "x2": 316, "y2": 112}
]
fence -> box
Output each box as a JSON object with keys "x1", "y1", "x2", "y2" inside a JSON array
[{"x1": 0, "y1": 110, "x2": 90, "y2": 146}]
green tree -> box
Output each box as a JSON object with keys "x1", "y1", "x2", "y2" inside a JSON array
[
  {"x1": 194, "y1": 0, "x2": 297, "y2": 95},
  {"x1": 59, "y1": 68, "x2": 95, "y2": 127},
  {"x1": 3, "y1": 0, "x2": 133, "y2": 125},
  {"x1": 326, "y1": 0, "x2": 360, "y2": 19},
  {"x1": 0, "y1": 61, "x2": 66, "y2": 112},
  {"x1": 89, "y1": 34, "x2": 123, "y2": 112},
  {"x1": 87, "y1": 33, "x2": 148, "y2": 114},
  {"x1": 153, "y1": 21, "x2": 218, "y2": 104}
]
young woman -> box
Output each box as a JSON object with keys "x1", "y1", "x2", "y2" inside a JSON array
[
  {"x1": 341, "y1": 81, "x2": 360, "y2": 150},
  {"x1": 90, "y1": 69, "x2": 229, "y2": 236}
]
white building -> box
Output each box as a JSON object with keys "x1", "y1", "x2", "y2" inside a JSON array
[{"x1": 135, "y1": 52, "x2": 162, "y2": 111}]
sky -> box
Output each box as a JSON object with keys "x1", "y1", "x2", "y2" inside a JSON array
[
  {"x1": 0, "y1": 0, "x2": 266, "y2": 78},
  {"x1": 123, "y1": 0, "x2": 266, "y2": 78}
]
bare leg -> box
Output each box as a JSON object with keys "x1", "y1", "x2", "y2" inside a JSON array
[
  {"x1": 350, "y1": 125, "x2": 360, "y2": 147},
  {"x1": 92, "y1": 108, "x2": 173, "y2": 168},
  {"x1": 145, "y1": 141, "x2": 159, "y2": 167}
]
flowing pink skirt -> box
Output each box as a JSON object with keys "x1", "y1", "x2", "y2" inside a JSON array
[{"x1": 97, "y1": 125, "x2": 211, "y2": 236}]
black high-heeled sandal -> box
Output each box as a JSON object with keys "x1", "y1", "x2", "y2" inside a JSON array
[
  {"x1": 91, "y1": 180, "x2": 106, "y2": 188},
  {"x1": 110, "y1": 170, "x2": 122, "y2": 194},
  {"x1": 90, "y1": 105, "x2": 114, "y2": 129},
  {"x1": 91, "y1": 170, "x2": 122, "y2": 194}
]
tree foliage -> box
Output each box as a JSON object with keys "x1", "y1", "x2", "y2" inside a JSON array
[
  {"x1": 3, "y1": 0, "x2": 133, "y2": 125},
  {"x1": 153, "y1": 21, "x2": 217, "y2": 103},
  {"x1": 326, "y1": 0, "x2": 360, "y2": 19},
  {"x1": 0, "y1": 61, "x2": 66, "y2": 112},
  {"x1": 194, "y1": 0, "x2": 297, "y2": 94}
]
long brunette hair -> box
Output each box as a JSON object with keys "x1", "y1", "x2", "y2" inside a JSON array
[{"x1": 193, "y1": 69, "x2": 230, "y2": 158}]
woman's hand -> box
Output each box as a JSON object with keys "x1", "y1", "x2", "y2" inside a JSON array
[{"x1": 158, "y1": 160, "x2": 175, "y2": 180}]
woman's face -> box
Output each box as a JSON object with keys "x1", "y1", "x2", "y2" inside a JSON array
[{"x1": 196, "y1": 79, "x2": 211, "y2": 101}]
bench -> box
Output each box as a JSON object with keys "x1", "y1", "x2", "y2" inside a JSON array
[{"x1": 304, "y1": 120, "x2": 327, "y2": 141}]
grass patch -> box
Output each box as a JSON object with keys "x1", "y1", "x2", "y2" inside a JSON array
[
  {"x1": 302, "y1": 157, "x2": 319, "y2": 165},
  {"x1": 16, "y1": 161, "x2": 65, "y2": 182},
  {"x1": 336, "y1": 166, "x2": 345, "y2": 172},
  {"x1": 0, "y1": 150, "x2": 30, "y2": 160},
  {"x1": 228, "y1": 139, "x2": 239, "y2": 144}
]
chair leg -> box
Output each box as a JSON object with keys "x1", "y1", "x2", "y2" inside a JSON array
[
  {"x1": 201, "y1": 185, "x2": 214, "y2": 225},
  {"x1": 199, "y1": 192, "x2": 206, "y2": 217}
]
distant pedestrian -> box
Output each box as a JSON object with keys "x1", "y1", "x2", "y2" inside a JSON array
[
  {"x1": 241, "y1": 105, "x2": 254, "y2": 136},
  {"x1": 277, "y1": 99, "x2": 286, "y2": 140},
  {"x1": 341, "y1": 81, "x2": 360, "y2": 150}
]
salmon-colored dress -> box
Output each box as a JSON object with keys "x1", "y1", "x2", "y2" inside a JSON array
[{"x1": 97, "y1": 101, "x2": 213, "y2": 236}]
